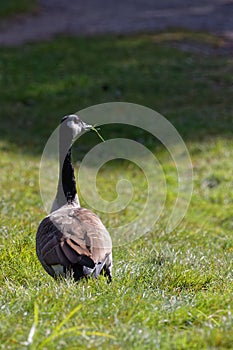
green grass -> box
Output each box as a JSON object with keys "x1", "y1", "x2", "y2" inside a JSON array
[
  {"x1": 0, "y1": 0, "x2": 37, "y2": 18},
  {"x1": 0, "y1": 33, "x2": 232, "y2": 349}
]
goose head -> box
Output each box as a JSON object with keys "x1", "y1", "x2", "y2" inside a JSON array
[{"x1": 60, "y1": 114, "x2": 92, "y2": 141}]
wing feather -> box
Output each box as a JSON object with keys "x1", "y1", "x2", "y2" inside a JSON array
[{"x1": 36, "y1": 206, "x2": 112, "y2": 280}]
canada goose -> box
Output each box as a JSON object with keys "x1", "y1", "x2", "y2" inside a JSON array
[{"x1": 36, "y1": 115, "x2": 112, "y2": 282}]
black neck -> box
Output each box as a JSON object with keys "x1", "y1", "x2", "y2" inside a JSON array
[
  {"x1": 56, "y1": 134, "x2": 77, "y2": 206},
  {"x1": 60, "y1": 148, "x2": 77, "y2": 203}
]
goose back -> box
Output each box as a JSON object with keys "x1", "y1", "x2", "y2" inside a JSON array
[{"x1": 36, "y1": 205, "x2": 112, "y2": 281}]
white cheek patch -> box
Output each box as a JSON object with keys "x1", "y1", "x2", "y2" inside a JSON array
[{"x1": 67, "y1": 120, "x2": 82, "y2": 136}]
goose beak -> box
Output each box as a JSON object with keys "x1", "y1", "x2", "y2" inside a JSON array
[{"x1": 83, "y1": 122, "x2": 93, "y2": 131}]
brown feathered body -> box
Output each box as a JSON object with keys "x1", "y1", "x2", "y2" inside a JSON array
[
  {"x1": 36, "y1": 205, "x2": 112, "y2": 281},
  {"x1": 36, "y1": 115, "x2": 112, "y2": 282}
]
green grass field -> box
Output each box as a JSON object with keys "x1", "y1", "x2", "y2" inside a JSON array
[
  {"x1": 0, "y1": 0, "x2": 37, "y2": 18},
  {"x1": 0, "y1": 32, "x2": 232, "y2": 349}
]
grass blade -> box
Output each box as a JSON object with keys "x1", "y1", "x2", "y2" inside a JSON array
[
  {"x1": 23, "y1": 302, "x2": 39, "y2": 346},
  {"x1": 91, "y1": 126, "x2": 105, "y2": 142},
  {"x1": 38, "y1": 305, "x2": 82, "y2": 349}
]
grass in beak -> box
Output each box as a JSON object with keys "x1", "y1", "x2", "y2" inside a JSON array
[{"x1": 91, "y1": 126, "x2": 105, "y2": 142}]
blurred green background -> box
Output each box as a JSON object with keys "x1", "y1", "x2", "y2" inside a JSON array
[{"x1": 0, "y1": 1, "x2": 232, "y2": 349}]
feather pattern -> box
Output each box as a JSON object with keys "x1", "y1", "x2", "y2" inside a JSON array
[
  {"x1": 36, "y1": 205, "x2": 112, "y2": 281},
  {"x1": 36, "y1": 115, "x2": 112, "y2": 282}
]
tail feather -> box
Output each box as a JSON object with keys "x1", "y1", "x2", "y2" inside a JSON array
[{"x1": 83, "y1": 253, "x2": 111, "y2": 279}]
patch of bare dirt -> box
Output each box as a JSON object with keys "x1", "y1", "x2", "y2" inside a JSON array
[{"x1": 0, "y1": 0, "x2": 232, "y2": 48}]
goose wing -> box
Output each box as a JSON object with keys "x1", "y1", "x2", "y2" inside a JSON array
[{"x1": 36, "y1": 206, "x2": 112, "y2": 280}]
